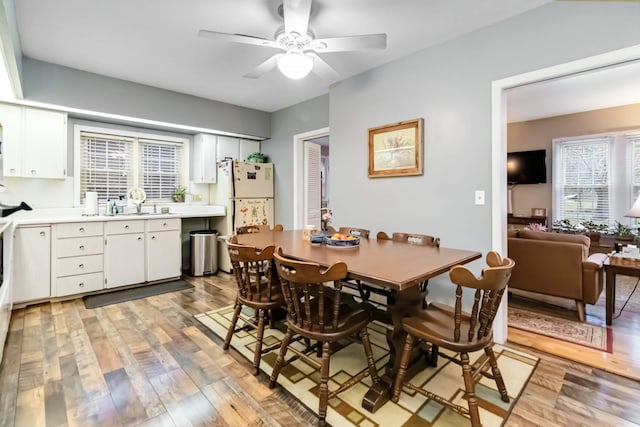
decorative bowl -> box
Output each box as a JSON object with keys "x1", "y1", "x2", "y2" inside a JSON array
[
  {"x1": 310, "y1": 233, "x2": 326, "y2": 244},
  {"x1": 325, "y1": 235, "x2": 360, "y2": 247}
]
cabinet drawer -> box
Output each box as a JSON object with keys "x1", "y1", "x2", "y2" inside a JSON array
[
  {"x1": 146, "y1": 218, "x2": 180, "y2": 232},
  {"x1": 57, "y1": 222, "x2": 103, "y2": 238},
  {"x1": 57, "y1": 236, "x2": 103, "y2": 257},
  {"x1": 56, "y1": 254, "x2": 103, "y2": 277},
  {"x1": 106, "y1": 220, "x2": 145, "y2": 235},
  {"x1": 56, "y1": 272, "x2": 103, "y2": 296}
]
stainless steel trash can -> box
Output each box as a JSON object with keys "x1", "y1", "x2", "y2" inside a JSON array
[{"x1": 190, "y1": 230, "x2": 219, "y2": 276}]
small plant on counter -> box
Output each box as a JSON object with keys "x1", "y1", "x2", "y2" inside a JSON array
[
  {"x1": 525, "y1": 222, "x2": 547, "y2": 232},
  {"x1": 321, "y1": 207, "x2": 332, "y2": 232},
  {"x1": 246, "y1": 152, "x2": 267, "y2": 163},
  {"x1": 613, "y1": 220, "x2": 635, "y2": 241},
  {"x1": 172, "y1": 186, "x2": 188, "y2": 203},
  {"x1": 580, "y1": 220, "x2": 608, "y2": 242},
  {"x1": 551, "y1": 219, "x2": 582, "y2": 234}
]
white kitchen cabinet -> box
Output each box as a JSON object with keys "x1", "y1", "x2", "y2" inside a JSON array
[
  {"x1": 104, "y1": 220, "x2": 145, "y2": 288},
  {"x1": 52, "y1": 221, "x2": 104, "y2": 297},
  {"x1": 193, "y1": 133, "x2": 217, "y2": 183},
  {"x1": 145, "y1": 218, "x2": 181, "y2": 282},
  {"x1": 13, "y1": 226, "x2": 51, "y2": 303},
  {"x1": 0, "y1": 103, "x2": 67, "y2": 179},
  {"x1": 217, "y1": 136, "x2": 260, "y2": 162}
]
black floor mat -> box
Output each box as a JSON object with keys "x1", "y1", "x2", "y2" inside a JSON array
[{"x1": 83, "y1": 280, "x2": 193, "y2": 309}]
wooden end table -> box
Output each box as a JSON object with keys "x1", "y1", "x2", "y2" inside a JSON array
[{"x1": 604, "y1": 256, "x2": 640, "y2": 325}]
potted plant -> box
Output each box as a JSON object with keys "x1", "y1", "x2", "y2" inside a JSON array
[
  {"x1": 580, "y1": 220, "x2": 608, "y2": 243},
  {"x1": 613, "y1": 220, "x2": 635, "y2": 241},
  {"x1": 246, "y1": 152, "x2": 267, "y2": 163},
  {"x1": 551, "y1": 219, "x2": 581, "y2": 234},
  {"x1": 172, "y1": 186, "x2": 187, "y2": 203}
]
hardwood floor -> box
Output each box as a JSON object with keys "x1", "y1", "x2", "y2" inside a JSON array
[{"x1": 1, "y1": 273, "x2": 639, "y2": 426}]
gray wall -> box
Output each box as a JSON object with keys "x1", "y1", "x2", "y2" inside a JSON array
[
  {"x1": 22, "y1": 58, "x2": 271, "y2": 139},
  {"x1": 263, "y1": 94, "x2": 329, "y2": 228},
  {"x1": 266, "y1": 2, "x2": 640, "y2": 294}
]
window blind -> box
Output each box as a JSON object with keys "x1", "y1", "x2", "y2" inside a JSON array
[
  {"x1": 629, "y1": 132, "x2": 640, "y2": 202},
  {"x1": 139, "y1": 139, "x2": 183, "y2": 200},
  {"x1": 554, "y1": 136, "x2": 611, "y2": 225}
]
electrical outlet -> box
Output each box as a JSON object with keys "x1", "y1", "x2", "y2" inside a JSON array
[
  {"x1": 475, "y1": 190, "x2": 485, "y2": 205},
  {"x1": 192, "y1": 193, "x2": 203, "y2": 202}
]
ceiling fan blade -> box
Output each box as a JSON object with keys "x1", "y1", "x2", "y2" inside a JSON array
[
  {"x1": 308, "y1": 53, "x2": 340, "y2": 81},
  {"x1": 243, "y1": 54, "x2": 283, "y2": 79},
  {"x1": 311, "y1": 33, "x2": 387, "y2": 52},
  {"x1": 198, "y1": 30, "x2": 280, "y2": 49},
  {"x1": 283, "y1": 0, "x2": 312, "y2": 36}
]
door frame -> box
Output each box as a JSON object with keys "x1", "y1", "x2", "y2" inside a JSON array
[
  {"x1": 491, "y1": 44, "x2": 640, "y2": 343},
  {"x1": 293, "y1": 127, "x2": 330, "y2": 229}
]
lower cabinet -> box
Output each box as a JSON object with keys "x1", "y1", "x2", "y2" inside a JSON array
[
  {"x1": 13, "y1": 226, "x2": 51, "y2": 303},
  {"x1": 146, "y1": 218, "x2": 181, "y2": 282},
  {"x1": 104, "y1": 220, "x2": 145, "y2": 288}
]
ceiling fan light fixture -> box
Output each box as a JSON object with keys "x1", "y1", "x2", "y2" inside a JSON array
[{"x1": 277, "y1": 51, "x2": 313, "y2": 79}]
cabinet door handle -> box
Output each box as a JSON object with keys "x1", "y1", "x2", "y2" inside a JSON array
[
  {"x1": 78, "y1": 264, "x2": 84, "y2": 269},
  {"x1": 125, "y1": 225, "x2": 130, "y2": 229},
  {"x1": 40, "y1": 231, "x2": 46, "y2": 237},
  {"x1": 151, "y1": 236, "x2": 156, "y2": 240},
  {"x1": 78, "y1": 282, "x2": 85, "y2": 288},
  {"x1": 31, "y1": 169, "x2": 36, "y2": 175},
  {"x1": 9, "y1": 168, "x2": 15, "y2": 174},
  {"x1": 79, "y1": 245, "x2": 85, "y2": 250},
  {"x1": 79, "y1": 227, "x2": 85, "y2": 232},
  {"x1": 137, "y1": 237, "x2": 142, "y2": 241},
  {"x1": 163, "y1": 222, "x2": 167, "y2": 227}
]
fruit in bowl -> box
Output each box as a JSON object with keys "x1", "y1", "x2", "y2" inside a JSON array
[
  {"x1": 330, "y1": 233, "x2": 357, "y2": 240},
  {"x1": 326, "y1": 233, "x2": 360, "y2": 247}
]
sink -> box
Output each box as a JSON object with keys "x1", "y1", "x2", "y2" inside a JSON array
[{"x1": 105, "y1": 212, "x2": 174, "y2": 217}]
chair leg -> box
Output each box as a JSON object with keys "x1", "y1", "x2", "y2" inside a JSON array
[
  {"x1": 224, "y1": 299, "x2": 242, "y2": 350},
  {"x1": 253, "y1": 309, "x2": 266, "y2": 375},
  {"x1": 460, "y1": 352, "x2": 481, "y2": 427},
  {"x1": 318, "y1": 340, "x2": 331, "y2": 427},
  {"x1": 576, "y1": 300, "x2": 586, "y2": 322},
  {"x1": 484, "y1": 346, "x2": 509, "y2": 403},
  {"x1": 391, "y1": 333, "x2": 414, "y2": 403},
  {"x1": 429, "y1": 344, "x2": 439, "y2": 367},
  {"x1": 360, "y1": 328, "x2": 379, "y2": 384},
  {"x1": 269, "y1": 328, "x2": 293, "y2": 388}
]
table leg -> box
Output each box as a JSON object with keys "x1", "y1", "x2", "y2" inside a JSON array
[
  {"x1": 362, "y1": 286, "x2": 426, "y2": 413},
  {"x1": 606, "y1": 269, "x2": 614, "y2": 325}
]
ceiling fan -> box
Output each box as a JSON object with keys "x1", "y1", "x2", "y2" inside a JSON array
[{"x1": 198, "y1": 0, "x2": 387, "y2": 80}]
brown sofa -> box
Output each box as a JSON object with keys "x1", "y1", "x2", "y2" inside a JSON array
[{"x1": 507, "y1": 229, "x2": 608, "y2": 321}]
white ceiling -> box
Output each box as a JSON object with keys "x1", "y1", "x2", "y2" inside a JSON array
[
  {"x1": 14, "y1": 0, "x2": 553, "y2": 113},
  {"x1": 507, "y1": 60, "x2": 640, "y2": 123}
]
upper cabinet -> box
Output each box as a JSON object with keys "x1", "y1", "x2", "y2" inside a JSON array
[
  {"x1": 193, "y1": 133, "x2": 217, "y2": 183},
  {"x1": 0, "y1": 103, "x2": 67, "y2": 179},
  {"x1": 217, "y1": 136, "x2": 260, "y2": 162}
]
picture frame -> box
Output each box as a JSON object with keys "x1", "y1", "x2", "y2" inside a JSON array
[
  {"x1": 531, "y1": 208, "x2": 547, "y2": 217},
  {"x1": 368, "y1": 118, "x2": 423, "y2": 178}
]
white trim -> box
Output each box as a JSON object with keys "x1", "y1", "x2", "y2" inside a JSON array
[
  {"x1": 292, "y1": 127, "x2": 329, "y2": 229},
  {"x1": 491, "y1": 43, "x2": 640, "y2": 344}
]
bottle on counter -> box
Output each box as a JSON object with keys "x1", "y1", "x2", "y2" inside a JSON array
[{"x1": 107, "y1": 199, "x2": 114, "y2": 215}]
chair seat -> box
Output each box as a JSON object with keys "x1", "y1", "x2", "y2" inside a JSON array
[
  {"x1": 401, "y1": 302, "x2": 493, "y2": 353},
  {"x1": 287, "y1": 299, "x2": 370, "y2": 340}
]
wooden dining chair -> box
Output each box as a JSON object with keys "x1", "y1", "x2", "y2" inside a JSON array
[
  {"x1": 376, "y1": 231, "x2": 440, "y2": 247},
  {"x1": 224, "y1": 237, "x2": 284, "y2": 375},
  {"x1": 391, "y1": 251, "x2": 515, "y2": 427},
  {"x1": 337, "y1": 227, "x2": 370, "y2": 238},
  {"x1": 236, "y1": 224, "x2": 283, "y2": 234},
  {"x1": 270, "y1": 248, "x2": 380, "y2": 427}
]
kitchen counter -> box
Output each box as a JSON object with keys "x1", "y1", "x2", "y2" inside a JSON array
[{"x1": 6, "y1": 204, "x2": 226, "y2": 225}]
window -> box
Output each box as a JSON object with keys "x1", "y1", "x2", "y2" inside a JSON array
[
  {"x1": 75, "y1": 125, "x2": 187, "y2": 204},
  {"x1": 553, "y1": 130, "x2": 640, "y2": 227},
  {"x1": 553, "y1": 136, "x2": 611, "y2": 225}
]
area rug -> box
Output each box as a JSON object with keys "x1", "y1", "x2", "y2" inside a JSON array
[
  {"x1": 195, "y1": 306, "x2": 539, "y2": 427},
  {"x1": 507, "y1": 306, "x2": 612, "y2": 352},
  {"x1": 83, "y1": 280, "x2": 193, "y2": 308}
]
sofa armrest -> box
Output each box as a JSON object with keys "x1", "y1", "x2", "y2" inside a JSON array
[{"x1": 582, "y1": 253, "x2": 607, "y2": 304}]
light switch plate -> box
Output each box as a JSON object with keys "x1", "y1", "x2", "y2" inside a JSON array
[{"x1": 475, "y1": 190, "x2": 485, "y2": 205}]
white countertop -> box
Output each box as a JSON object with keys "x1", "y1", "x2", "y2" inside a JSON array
[{"x1": 4, "y1": 204, "x2": 226, "y2": 226}]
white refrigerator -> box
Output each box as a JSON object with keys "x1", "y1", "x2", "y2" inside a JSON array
[{"x1": 211, "y1": 160, "x2": 275, "y2": 272}]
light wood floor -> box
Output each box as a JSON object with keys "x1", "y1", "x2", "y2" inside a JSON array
[{"x1": 1, "y1": 273, "x2": 639, "y2": 426}]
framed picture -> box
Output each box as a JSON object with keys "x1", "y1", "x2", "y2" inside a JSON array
[
  {"x1": 368, "y1": 118, "x2": 423, "y2": 178},
  {"x1": 531, "y1": 208, "x2": 547, "y2": 217}
]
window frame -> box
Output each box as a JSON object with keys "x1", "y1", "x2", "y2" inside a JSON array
[{"x1": 73, "y1": 124, "x2": 189, "y2": 206}]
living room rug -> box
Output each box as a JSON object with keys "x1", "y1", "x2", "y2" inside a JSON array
[
  {"x1": 508, "y1": 306, "x2": 612, "y2": 352},
  {"x1": 195, "y1": 306, "x2": 539, "y2": 427}
]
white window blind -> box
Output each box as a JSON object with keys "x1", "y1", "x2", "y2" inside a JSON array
[
  {"x1": 78, "y1": 130, "x2": 185, "y2": 203},
  {"x1": 554, "y1": 136, "x2": 611, "y2": 225},
  {"x1": 80, "y1": 132, "x2": 134, "y2": 202},
  {"x1": 629, "y1": 133, "x2": 640, "y2": 202}
]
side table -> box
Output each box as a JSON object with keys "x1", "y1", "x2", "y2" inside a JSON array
[{"x1": 604, "y1": 256, "x2": 640, "y2": 325}]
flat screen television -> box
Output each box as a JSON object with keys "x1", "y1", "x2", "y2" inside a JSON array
[{"x1": 507, "y1": 149, "x2": 547, "y2": 185}]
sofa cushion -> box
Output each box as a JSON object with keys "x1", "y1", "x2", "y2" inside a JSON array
[{"x1": 518, "y1": 230, "x2": 590, "y2": 248}]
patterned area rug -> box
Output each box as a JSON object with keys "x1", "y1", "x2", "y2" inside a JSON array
[
  {"x1": 195, "y1": 306, "x2": 539, "y2": 427},
  {"x1": 508, "y1": 307, "x2": 612, "y2": 352}
]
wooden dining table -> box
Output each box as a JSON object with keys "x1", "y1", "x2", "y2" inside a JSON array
[{"x1": 235, "y1": 229, "x2": 482, "y2": 412}]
